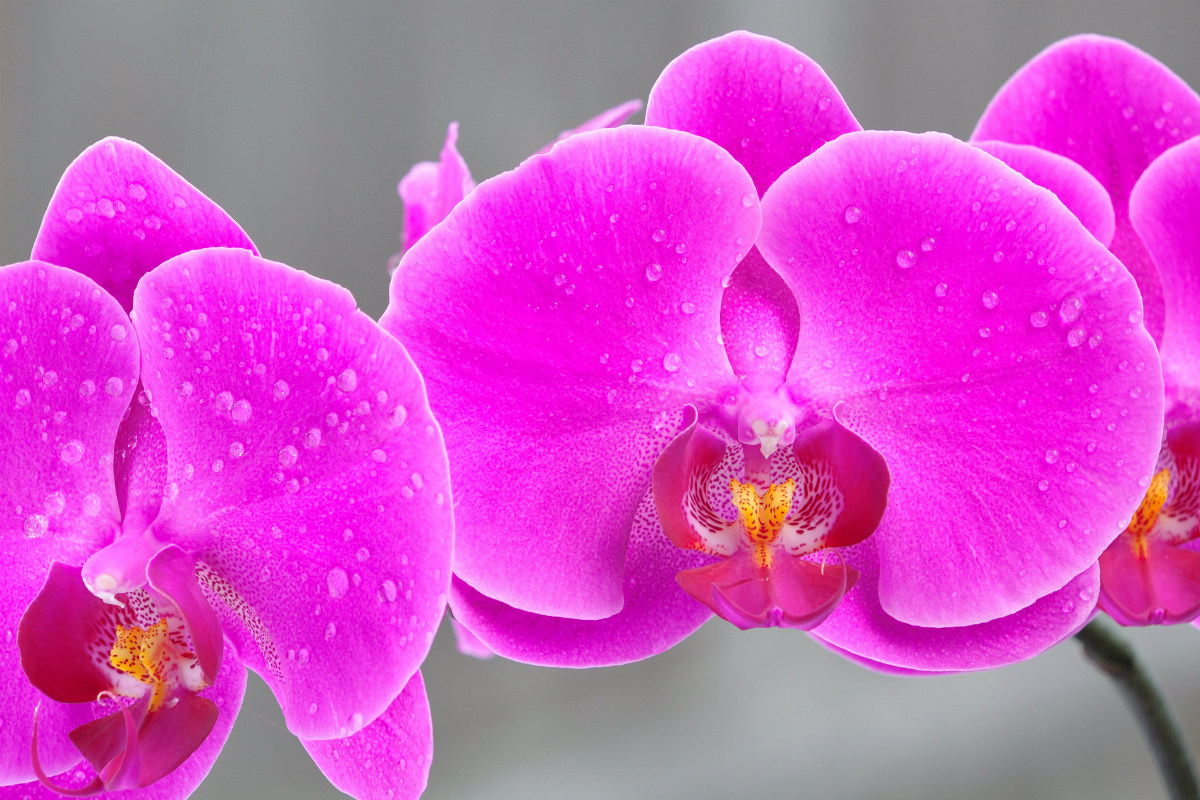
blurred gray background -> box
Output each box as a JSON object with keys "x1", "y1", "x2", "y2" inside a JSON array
[{"x1": 4, "y1": 2, "x2": 1200, "y2": 798}]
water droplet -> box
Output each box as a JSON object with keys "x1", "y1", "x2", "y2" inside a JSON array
[
  {"x1": 327, "y1": 568, "x2": 349, "y2": 599},
  {"x1": 78, "y1": 379, "x2": 96, "y2": 397},
  {"x1": 337, "y1": 369, "x2": 358, "y2": 392},
  {"x1": 96, "y1": 198, "x2": 115, "y2": 218},
  {"x1": 411, "y1": 472, "x2": 424, "y2": 490},
  {"x1": 981, "y1": 290, "x2": 999, "y2": 309},
  {"x1": 82, "y1": 494, "x2": 101, "y2": 517},
  {"x1": 934, "y1": 283, "x2": 948, "y2": 298},
  {"x1": 741, "y1": 192, "x2": 756, "y2": 208},
  {"x1": 229, "y1": 441, "x2": 245, "y2": 458},
  {"x1": 185, "y1": 327, "x2": 200, "y2": 343},
  {"x1": 371, "y1": 448, "x2": 387, "y2": 463},
  {"x1": 23, "y1": 514, "x2": 48, "y2": 538},
  {"x1": 109, "y1": 324, "x2": 127, "y2": 342},
  {"x1": 1059, "y1": 296, "x2": 1083, "y2": 324},
  {"x1": 1122, "y1": 105, "x2": 1136, "y2": 120},
  {"x1": 843, "y1": 205, "x2": 862, "y2": 224},
  {"x1": 127, "y1": 182, "x2": 147, "y2": 201},
  {"x1": 992, "y1": 250, "x2": 1004, "y2": 263},
  {"x1": 1044, "y1": 449, "x2": 1061, "y2": 465},
  {"x1": 324, "y1": 622, "x2": 337, "y2": 640},
  {"x1": 65, "y1": 208, "x2": 84, "y2": 224},
  {"x1": 378, "y1": 580, "x2": 398, "y2": 603},
  {"x1": 630, "y1": 359, "x2": 644, "y2": 374},
  {"x1": 285, "y1": 478, "x2": 300, "y2": 494},
  {"x1": 1062, "y1": 600, "x2": 1075, "y2": 614},
  {"x1": 279, "y1": 445, "x2": 298, "y2": 467},
  {"x1": 895, "y1": 158, "x2": 909, "y2": 173},
  {"x1": 895, "y1": 249, "x2": 915, "y2": 270},
  {"x1": 60, "y1": 440, "x2": 84, "y2": 465},
  {"x1": 645, "y1": 263, "x2": 663, "y2": 282},
  {"x1": 390, "y1": 405, "x2": 408, "y2": 427},
  {"x1": 978, "y1": 327, "x2": 990, "y2": 339},
  {"x1": 231, "y1": 399, "x2": 252, "y2": 422},
  {"x1": 661, "y1": 352, "x2": 682, "y2": 373},
  {"x1": 104, "y1": 377, "x2": 124, "y2": 397},
  {"x1": 817, "y1": 96, "x2": 831, "y2": 111},
  {"x1": 920, "y1": 237, "x2": 936, "y2": 252},
  {"x1": 1038, "y1": 479, "x2": 1050, "y2": 492},
  {"x1": 680, "y1": 301, "x2": 696, "y2": 315},
  {"x1": 553, "y1": 273, "x2": 566, "y2": 287},
  {"x1": 356, "y1": 547, "x2": 370, "y2": 562},
  {"x1": 651, "y1": 229, "x2": 666, "y2": 243},
  {"x1": 308, "y1": 702, "x2": 318, "y2": 714},
  {"x1": 1029, "y1": 310, "x2": 1049, "y2": 328},
  {"x1": 1067, "y1": 326, "x2": 1087, "y2": 347},
  {"x1": 211, "y1": 459, "x2": 224, "y2": 473},
  {"x1": 273, "y1": 380, "x2": 290, "y2": 400}
]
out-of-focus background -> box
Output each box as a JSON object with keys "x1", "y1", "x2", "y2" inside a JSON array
[{"x1": 3, "y1": 2, "x2": 1200, "y2": 798}]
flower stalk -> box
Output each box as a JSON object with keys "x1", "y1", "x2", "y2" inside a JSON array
[{"x1": 1076, "y1": 618, "x2": 1200, "y2": 800}]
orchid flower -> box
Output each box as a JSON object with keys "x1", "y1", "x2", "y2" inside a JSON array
[
  {"x1": 395, "y1": 100, "x2": 642, "y2": 258},
  {"x1": 2, "y1": 139, "x2": 452, "y2": 799},
  {"x1": 975, "y1": 35, "x2": 1200, "y2": 626},
  {"x1": 382, "y1": 31, "x2": 1163, "y2": 674}
]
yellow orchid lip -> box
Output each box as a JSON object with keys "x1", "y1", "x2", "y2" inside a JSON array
[{"x1": 109, "y1": 617, "x2": 200, "y2": 712}]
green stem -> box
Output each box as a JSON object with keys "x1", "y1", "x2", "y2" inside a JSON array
[{"x1": 1075, "y1": 618, "x2": 1199, "y2": 800}]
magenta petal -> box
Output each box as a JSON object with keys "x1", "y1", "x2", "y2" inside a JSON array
[
  {"x1": 18, "y1": 563, "x2": 116, "y2": 704},
  {"x1": 384, "y1": 125, "x2": 758, "y2": 620},
  {"x1": 1130, "y1": 136, "x2": 1200, "y2": 389},
  {"x1": 145, "y1": 546, "x2": 223, "y2": 685},
  {"x1": 719, "y1": 249, "x2": 801, "y2": 383},
  {"x1": 448, "y1": 489, "x2": 712, "y2": 667},
  {"x1": 759, "y1": 130, "x2": 1164, "y2": 627},
  {"x1": 302, "y1": 670, "x2": 432, "y2": 800},
  {"x1": 646, "y1": 30, "x2": 860, "y2": 194},
  {"x1": 111, "y1": 392, "x2": 169, "y2": 535},
  {"x1": 537, "y1": 99, "x2": 644, "y2": 155},
  {"x1": 31, "y1": 138, "x2": 256, "y2": 311},
  {"x1": 678, "y1": 550, "x2": 855, "y2": 631},
  {"x1": 131, "y1": 248, "x2": 451, "y2": 740},
  {"x1": 1099, "y1": 536, "x2": 1200, "y2": 625},
  {"x1": 973, "y1": 35, "x2": 1200, "y2": 343},
  {"x1": 812, "y1": 544, "x2": 1099, "y2": 671},
  {"x1": 133, "y1": 694, "x2": 219, "y2": 787},
  {"x1": 973, "y1": 141, "x2": 1116, "y2": 246},
  {"x1": 398, "y1": 123, "x2": 476, "y2": 253},
  {"x1": 11, "y1": 645, "x2": 246, "y2": 800},
  {"x1": 651, "y1": 406, "x2": 729, "y2": 552},
  {"x1": 791, "y1": 420, "x2": 890, "y2": 550},
  {"x1": 66, "y1": 697, "x2": 147, "y2": 790}
]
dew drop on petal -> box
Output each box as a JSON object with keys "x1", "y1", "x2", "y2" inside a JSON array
[
  {"x1": 82, "y1": 494, "x2": 101, "y2": 517},
  {"x1": 843, "y1": 205, "x2": 862, "y2": 224},
  {"x1": 78, "y1": 380, "x2": 96, "y2": 397},
  {"x1": 1045, "y1": 449, "x2": 1060, "y2": 465},
  {"x1": 895, "y1": 249, "x2": 915, "y2": 270},
  {"x1": 327, "y1": 568, "x2": 349, "y2": 599},
  {"x1": 390, "y1": 405, "x2": 408, "y2": 427},
  {"x1": 14, "y1": 389, "x2": 31, "y2": 408},
  {"x1": 1067, "y1": 326, "x2": 1087, "y2": 347},
  {"x1": 1029, "y1": 310, "x2": 1049, "y2": 328},
  {"x1": 651, "y1": 229, "x2": 665, "y2": 243},
  {"x1": 273, "y1": 380, "x2": 290, "y2": 400},
  {"x1": 356, "y1": 547, "x2": 370, "y2": 562},
  {"x1": 229, "y1": 441, "x2": 244, "y2": 458},
  {"x1": 60, "y1": 440, "x2": 84, "y2": 465},
  {"x1": 279, "y1": 445, "x2": 299, "y2": 467},
  {"x1": 662, "y1": 352, "x2": 682, "y2": 373},
  {"x1": 304, "y1": 428, "x2": 322, "y2": 449},
  {"x1": 109, "y1": 324, "x2": 127, "y2": 342},
  {"x1": 645, "y1": 263, "x2": 663, "y2": 282},
  {"x1": 371, "y1": 449, "x2": 387, "y2": 463},
  {"x1": 23, "y1": 514, "x2": 48, "y2": 538},
  {"x1": 337, "y1": 369, "x2": 358, "y2": 392},
  {"x1": 231, "y1": 399, "x2": 252, "y2": 422},
  {"x1": 920, "y1": 237, "x2": 936, "y2": 252},
  {"x1": 1038, "y1": 479, "x2": 1050, "y2": 492},
  {"x1": 1059, "y1": 296, "x2": 1083, "y2": 324},
  {"x1": 378, "y1": 580, "x2": 398, "y2": 603},
  {"x1": 324, "y1": 622, "x2": 337, "y2": 640},
  {"x1": 680, "y1": 302, "x2": 696, "y2": 315},
  {"x1": 934, "y1": 283, "x2": 948, "y2": 298},
  {"x1": 104, "y1": 377, "x2": 124, "y2": 397},
  {"x1": 741, "y1": 192, "x2": 756, "y2": 208},
  {"x1": 981, "y1": 290, "x2": 999, "y2": 309}
]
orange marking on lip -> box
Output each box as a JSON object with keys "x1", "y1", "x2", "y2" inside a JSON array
[{"x1": 1129, "y1": 469, "x2": 1171, "y2": 559}]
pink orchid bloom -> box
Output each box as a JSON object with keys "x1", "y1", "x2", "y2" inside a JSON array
[
  {"x1": 975, "y1": 35, "x2": 1200, "y2": 626},
  {"x1": 395, "y1": 100, "x2": 643, "y2": 258},
  {"x1": 382, "y1": 31, "x2": 1164, "y2": 675},
  {"x1": 2, "y1": 139, "x2": 452, "y2": 799}
]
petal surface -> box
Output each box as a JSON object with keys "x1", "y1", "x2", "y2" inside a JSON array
[
  {"x1": 646, "y1": 30, "x2": 860, "y2": 195},
  {"x1": 31, "y1": 138, "x2": 256, "y2": 312},
  {"x1": 302, "y1": 670, "x2": 432, "y2": 800},
  {"x1": 447, "y1": 487, "x2": 712, "y2": 667},
  {"x1": 810, "y1": 541, "x2": 1098, "y2": 672},
  {"x1": 8, "y1": 647, "x2": 245, "y2": 799},
  {"x1": 398, "y1": 123, "x2": 476, "y2": 254},
  {"x1": 537, "y1": 99, "x2": 643, "y2": 155},
  {"x1": 0, "y1": 262, "x2": 138, "y2": 784},
  {"x1": 973, "y1": 34, "x2": 1200, "y2": 343},
  {"x1": 1130, "y1": 135, "x2": 1200, "y2": 390},
  {"x1": 973, "y1": 140, "x2": 1116, "y2": 246},
  {"x1": 131, "y1": 248, "x2": 452, "y2": 740},
  {"x1": 383, "y1": 126, "x2": 758, "y2": 619},
  {"x1": 759, "y1": 131, "x2": 1163, "y2": 627},
  {"x1": 718, "y1": 248, "x2": 801, "y2": 385}
]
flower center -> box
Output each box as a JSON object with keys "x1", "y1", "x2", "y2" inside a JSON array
[
  {"x1": 735, "y1": 385, "x2": 800, "y2": 458},
  {"x1": 730, "y1": 478, "x2": 795, "y2": 567},
  {"x1": 1129, "y1": 468, "x2": 1171, "y2": 559},
  {"x1": 108, "y1": 617, "x2": 199, "y2": 711}
]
